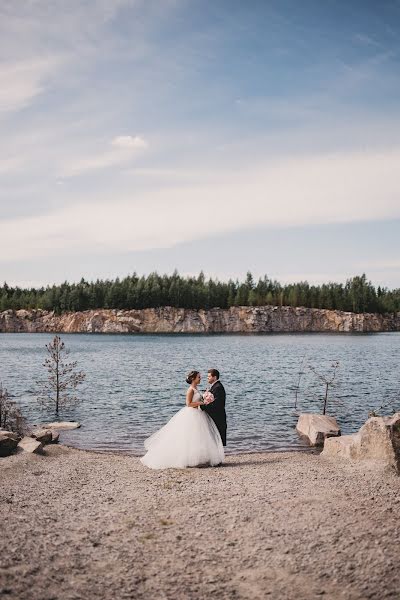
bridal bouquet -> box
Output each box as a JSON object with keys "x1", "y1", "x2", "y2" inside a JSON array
[{"x1": 202, "y1": 390, "x2": 215, "y2": 405}]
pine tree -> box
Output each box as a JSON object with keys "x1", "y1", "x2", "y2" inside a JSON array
[{"x1": 36, "y1": 336, "x2": 85, "y2": 415}]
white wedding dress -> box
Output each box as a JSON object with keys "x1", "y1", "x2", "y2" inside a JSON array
[{"x1": 140, "y1": 388, "x2": 224, "y2": 469}]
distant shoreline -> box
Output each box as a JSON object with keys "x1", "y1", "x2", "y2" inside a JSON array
[
  {"x1": 1, "y1": 306, "x2": 400, "y2": 334},
  {"x1": 3, "y1": 330, "x2": 394, "y2": 336}
]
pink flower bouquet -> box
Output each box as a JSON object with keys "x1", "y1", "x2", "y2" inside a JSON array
[{"x1": 203, "y1": 390, "x2": 215, "y2": 405}]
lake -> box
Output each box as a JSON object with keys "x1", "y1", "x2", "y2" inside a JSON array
[{"x1": 0, "y1": 332, "x2": 399, "y2": 454}]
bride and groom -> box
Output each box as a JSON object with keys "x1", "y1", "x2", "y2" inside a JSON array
[{"x1": 141, "y1": 368, "x2": 226, "y2": 469}]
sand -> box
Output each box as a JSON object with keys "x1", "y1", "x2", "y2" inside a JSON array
[{"x1": 1, "y1": 445, "x2": 399, "y2": 600}]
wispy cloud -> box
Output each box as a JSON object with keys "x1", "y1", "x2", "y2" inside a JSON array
[
  {"x1": 62, "y1": 135, "x2": 148, "y2": 176},
  {"x1": 111, "y1": 135, "x2": 148, "y2": 149},
  {"x1": 353, "y1": 33, "x2": 382, "y2": 48},
  {"x1": 0, "y1": 57, "x2": 61, "y2": 113},
  {"x1": 0, "y1": 156, "x2": 22, "y2": 175},
  {"x1": 1, "y1": 147, "x2": 400, "y2": 262},
  {"x1": 355, "y1": 259, "x2": 400, "y2": 271},
  {"x1": 0, "y1": 0, "x2": 134, "y2": 115}
]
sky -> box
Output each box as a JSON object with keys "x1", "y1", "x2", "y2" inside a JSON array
[{"x1": 1, "y1": 0, "x2": 400, "y2": 289}]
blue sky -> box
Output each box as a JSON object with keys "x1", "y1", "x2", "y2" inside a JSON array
[{"x1": 1, "y1": 0, "x2": 400, "y2": 288}]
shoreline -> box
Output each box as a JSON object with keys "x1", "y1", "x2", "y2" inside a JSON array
[
  {"x1": 56, "y1": 441, "x2": 318, "y2": 458},
  {"x1": 1, "y1": 329, "x2": 397, "y2": 335},
  {"x1": 63, "y1": 442, "x2": 322, "y2": 458},
  {"x1": 1, "y1": 441, "x2": 316, "y2": 461},
  {"x1": 1, "y1": 443, "x2": 399, "y2": 599}
]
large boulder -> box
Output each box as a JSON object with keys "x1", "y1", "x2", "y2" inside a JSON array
[
  {"x1": 296, "y1": 413, "x2": 341, "y2": 446},
  {"x1": 322, "y1": 413, "x2": 400, "y2": 472},
  {"x1": 17, "y1": 437, "x2": 43, "y2": 454},
  {"x1": 43, "y1": 421, "x2": 80, "y2": 430},
  {"x1": 321, "y1": 433, "x2": 361, "y2": 459},
  {"x1": 0, "y1": 429, "x2": 20, "y2": 457}
]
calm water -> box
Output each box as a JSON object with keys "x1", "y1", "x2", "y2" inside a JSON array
[{"x1": 0, "y1": 333, "x2": 399, "y2": 454}]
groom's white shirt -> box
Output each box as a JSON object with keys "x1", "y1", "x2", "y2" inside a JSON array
[{"x1": 210, "y1": 379, "x2": 220, "y2": 390}]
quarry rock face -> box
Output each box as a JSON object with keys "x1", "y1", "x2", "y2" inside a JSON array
[{"x1": 0, "y1": 307, "x2": 399, "y2": 334}]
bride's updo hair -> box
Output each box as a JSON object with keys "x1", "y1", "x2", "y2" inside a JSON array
[{"x1": 186, "y1": 370, "x2": 199, "y2": 384}]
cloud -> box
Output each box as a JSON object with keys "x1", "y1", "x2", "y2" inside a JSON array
[
  {"x1": 62, "y1": 135, "x2": 149, "y2": 176},
  {"x1": 355, "y1": 259, "x2": 400, "y2": 271},
  {"x1": 0, "y1": 156, "x2": 22, "y2": 175},
  {"x1": 111, "y1": 135, "x2": 148, "y2": 149},
  {"x1": 278, "y1": 272, "x2": 351, "y2": 285},
  {"x1": 1, "y1": 147, "x2": 400, "y2": 262},
  {"x1": 0, "y1": 1, "x2": 134, "y2": 114},
  {"x1": 353, "y1": 33, "x2": 382, "y2": 48},
  {"x1": 0, "y1": 57, "x2": 60, "y2": 113}
]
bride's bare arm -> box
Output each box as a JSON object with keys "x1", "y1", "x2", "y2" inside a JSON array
[{"x1": 186, "y1": 388, "x2": 203, "y2": 408}]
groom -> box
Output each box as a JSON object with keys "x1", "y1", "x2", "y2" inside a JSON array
[{"x1": 201, "y1": 368, "x2": 227, "y2": 446}]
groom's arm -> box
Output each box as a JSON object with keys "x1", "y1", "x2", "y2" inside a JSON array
[{"x1": 200, "y1": 386, "x2": 223, "y2": 415}]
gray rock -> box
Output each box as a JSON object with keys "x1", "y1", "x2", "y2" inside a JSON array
[
  {"x1": 50, "y1": 430, "x2": 60, "y2": 443},
  {"x1": 321, "y1": 433, "x2": 360, "y2": 459},
  {"x1": 18, "y1": 437, "x2": 44, "y2": 454},
  {"x1": 31, "y1": 428, "x2": 53, "y2": 444},
  {"x1": 296, "y1": 413, "x2": 341, "y2": 446},
  {"x1": 0, "y1": 429, "x2": 20, "y2": 456},
  {"x1": 43, "y1": 421, "x2": 81, "y2": 430}
]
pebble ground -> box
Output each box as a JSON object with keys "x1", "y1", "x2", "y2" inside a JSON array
[{"x1": 1, "y1": 445, "x2": 399, "y2": 599}]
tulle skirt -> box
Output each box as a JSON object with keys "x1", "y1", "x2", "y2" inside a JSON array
[{"x1": 140, "y1": 406, "x2": 224, "y2": 469}]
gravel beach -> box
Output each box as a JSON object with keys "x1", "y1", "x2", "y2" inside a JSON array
[{"x1": 1, "y1": 445, "x2": 399, "y2": 600}]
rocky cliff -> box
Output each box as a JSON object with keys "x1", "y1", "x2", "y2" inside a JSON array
[{"x1": 1, "y1": 306, "x2": 399, "y2": 333}]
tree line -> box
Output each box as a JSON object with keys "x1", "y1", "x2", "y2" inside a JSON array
[{"x1": 0, "y1": 272, "x2": 399, "y2": 314}]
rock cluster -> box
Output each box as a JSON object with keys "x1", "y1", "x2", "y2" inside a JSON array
[
  {"x1": 1, "y1": 306, "x2": 399, "y2": 333},
  {"x1": 0, "y1": 423, "x2": 69, "y2": 457}
]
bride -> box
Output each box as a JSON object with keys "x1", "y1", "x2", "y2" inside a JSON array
[{"x1": 140, "y1": 370, "x2": 225, "y2": 469}]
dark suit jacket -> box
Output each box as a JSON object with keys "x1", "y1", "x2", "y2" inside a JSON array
[{"x1": 200, "y1": 381, "x2": 227, "y2": 446}]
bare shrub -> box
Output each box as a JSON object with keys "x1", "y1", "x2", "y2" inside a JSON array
[{"x1": 0, "y1": 382, "x2": 28, "y2": 436}]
